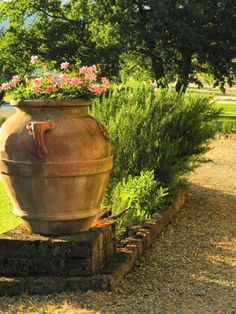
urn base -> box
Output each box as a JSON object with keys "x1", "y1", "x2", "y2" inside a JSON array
[{"x1": 14, "y1": 212, "x2": 97, "y2": 236}]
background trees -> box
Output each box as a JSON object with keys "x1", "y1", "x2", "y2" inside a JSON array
[
  {"x1": 89, "y1": 0, "x2": 236, "y2": 91},
  {"x1": 0, "y1": 0, "x2": 235, "y2": 91}
]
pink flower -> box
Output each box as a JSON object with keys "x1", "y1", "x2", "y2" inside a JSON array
[
  {"x1": 1, "y1": 61, "x2": 108, "y2": 99},
  {"x1": 70, "y1": 77, "x2": 83, "y2": 86},
  {"x1": 85, "y1": 72, "x2": 97, "y2": 82},
  {"x1": 46, "y1": 74, "x2": 56, "y2": 83},
  {"x1": 31, "y1": 86, "x2": 41, "y2": 93},
  {"x1": 30, "y1": 77, "x2": 43, "y2": 88},
  {"x1": 79, "y1": 66, "x2": 88, "y2": 75},
  {"x1": 1, "y1": 82, "x2": 11, "y2": 91},
  {"x1": 45, "y1": 85, "x2": 57, "y2": 93},
  {"x1": 30, "y1": 55, "x2": 38, "y2": 65},
  {"x1": 60, "y1": 62, "x2": 70, "y2": 70},
  {"x1": 89, "y1": 85, "x2": 104, "y2": 95},
  {"x1": 101, "y1": 77, "x2": 109, "y2": 86},
  {"x1": 35, "y1": 77, "x2": 43, "y2": 86},
  {"x1": 9, "y1": 75, "x2": 21, "y2": 87},
  {"x1": 59, "y1": 73, "x2": 70, "y2": 81},
  {"x1": 90, "y1": 65, "x2": 97, "y2": 73},
  {"x1": 12, "y1": 75, "x2": 20, "y2": 83},
  {"x1": 79, "y1": 65, "x2": 97, "y2": 75}
]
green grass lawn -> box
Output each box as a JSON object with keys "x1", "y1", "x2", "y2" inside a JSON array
[
  {"x1": 187, "y1": 86, "x2": 236, "y2": 132},
  {"x1": 215, "y1": 103, "x2": 236, "y2": 117},
  {"x1": 0, "y1": 180, "x2": 21, "y2": 234},
  {"x1": 214, "y1": 104, "x2": 236, "y2": 132}
]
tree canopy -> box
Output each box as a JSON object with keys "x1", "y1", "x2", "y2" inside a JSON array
[{"x1": 0, "y1": 0, "x2": 235, "y2": 91}]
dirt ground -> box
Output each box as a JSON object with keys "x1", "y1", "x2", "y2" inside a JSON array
[{"x1": 0, "y1": 135, "x2": 235, "y2": 313}]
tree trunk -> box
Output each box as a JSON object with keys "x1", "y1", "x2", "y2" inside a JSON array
[
  {"x1": 150, "y1": 56, "x2": 166, "y2": 88},
  {"x1": 175, "y1": 53, "x2": 192, "y2": 93},
  {"x1": 176, "y1": 76, "x2": 189, "y2": 93}
]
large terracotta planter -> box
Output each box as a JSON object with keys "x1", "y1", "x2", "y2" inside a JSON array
[{"x1": 0, "y1": 99, "x2": 112, "y2": 235}]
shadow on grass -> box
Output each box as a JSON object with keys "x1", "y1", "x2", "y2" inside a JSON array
[{"x1": 0, "y1": 180, "x2": 21, "y2": 234}]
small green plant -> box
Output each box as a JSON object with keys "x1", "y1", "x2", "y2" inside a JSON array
[{"x1": 110, "y1": 171, "x2": 169, "y2": 233}]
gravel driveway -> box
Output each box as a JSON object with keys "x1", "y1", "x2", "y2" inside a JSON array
[{"x1": 0, "y1": 136, "x2": 236, "y2": 314}]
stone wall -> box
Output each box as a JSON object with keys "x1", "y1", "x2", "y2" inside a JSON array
[{"x1": 0, "y1": 220, "x2": 116, "y2": 277}]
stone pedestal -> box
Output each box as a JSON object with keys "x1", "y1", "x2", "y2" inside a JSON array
[
  {"x1": 0, "y1": 189, "x2": 188, "y2": 296},
  {"x1": 0, "y1": 220, "x2": 116, "y2": 277}
]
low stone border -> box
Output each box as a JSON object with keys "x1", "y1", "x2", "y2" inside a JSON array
[{"x1": 0, "y1": 188, "x2": 187, "y2": 296}]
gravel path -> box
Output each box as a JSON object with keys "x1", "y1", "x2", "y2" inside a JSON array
[{"x1": 0, "y1": 136, "x2": 236, "y2": 314}]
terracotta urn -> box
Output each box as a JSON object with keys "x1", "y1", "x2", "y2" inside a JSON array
[{"x1": 0, "y1": 99, "x2": 113, "y2": 235}]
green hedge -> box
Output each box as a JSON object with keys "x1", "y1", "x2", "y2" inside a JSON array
[
  {"x1": 90, "y1": 84, "x2": 220, "y2": 229},
  {"x1": 91, "y1": 85, "x2": 220, "y2": 188}
]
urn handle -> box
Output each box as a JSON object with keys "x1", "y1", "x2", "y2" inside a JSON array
[{"x1": 26, "y1": 121, "x2": 54, "y2": 158}]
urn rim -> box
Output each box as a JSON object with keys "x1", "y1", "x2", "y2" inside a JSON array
[{"x1": 10, "y1": 98, "x2": 92, "y2": 108}]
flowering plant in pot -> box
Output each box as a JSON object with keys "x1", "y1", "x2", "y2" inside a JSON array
[
  {"x1": 1, "y1": 55, "x2": 109, "y2": 100},
  {"x1": 0, "y1": 56, "x2": 113, "y2": 236}
]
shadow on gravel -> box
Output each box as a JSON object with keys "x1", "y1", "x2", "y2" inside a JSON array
[
  {"x1": 0, "y1": 183, "x2": 235, "y2": 313},
  {"x1": 177, "y1": 183, "x2": 236, "y2": 301},
  {"x1": 60, "y1": 183, "x2": 236, "y2": 312}
]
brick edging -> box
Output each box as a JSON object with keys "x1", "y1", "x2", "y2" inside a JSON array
[
  {"x1": 100, "y1": 188, "x2": 188, "y2": 290},
  {"x1": 0, "y1": 188, "x2": 188, "y2": 296}
]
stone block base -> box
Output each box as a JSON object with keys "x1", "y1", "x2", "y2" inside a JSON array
[
  {"x1": 0, "y1": 188, "x2": 188, "y2": 296},
  {"x1": 0, "y1": 220, "x2": 116, "y2": 277}
]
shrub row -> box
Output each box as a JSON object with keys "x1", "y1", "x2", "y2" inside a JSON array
[{"x1": 90, "y1": 84, "x2": 220, "y2": 230}]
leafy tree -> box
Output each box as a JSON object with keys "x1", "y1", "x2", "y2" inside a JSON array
[
  {"x1": 119, "y1": 51, "x2": 153, "y2": 82},
  {"x1": 0, "y1": 0, "x2": 235, "y2": 92},
  {"x1": 88, "y1": 0, "x2": 236, "y2": 91},
  {"x1": 173, "y1": 0, "x2": 236, "y2": 92},
  {"x1": 0, "y1": 0, "x2": 120, "y2": 83},
  {"x1": 88, "y1": 0, "x2": 172, "y2": 87},
  {"x1": 202, "y1": 0, "x2": 236, "y2": 92}
]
